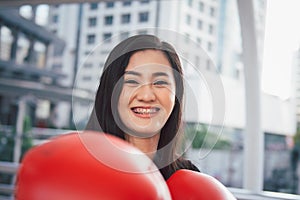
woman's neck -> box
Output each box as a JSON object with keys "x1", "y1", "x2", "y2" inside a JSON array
[{"x1": 126, "y1": 133, "x2": 160, "y2": 160}]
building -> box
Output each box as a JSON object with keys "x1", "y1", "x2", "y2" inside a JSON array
[{"x1": 47, "y1": 0, "x2": 221, "y2": 127}]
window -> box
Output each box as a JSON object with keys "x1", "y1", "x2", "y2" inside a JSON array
[
  {"x1": 208, "y1": 24, "x2": 214, "y2": 34},
  {"x1": 185, "y1": 33, "x2": 190, "y2": 43},
  {"x1": 123, "y1": 1, "x2": 132, "y2": 6},
  {"x1": 140, "y1": 0, "x2": 150, "y2": 4},
  {"x1": 84, "y1": 63, "x2": 93, "y2": 68},
  {"x1": 138, "y1": 30, "x2": 147, "y2": 35},
  {"x1": 196, "y1": 37, "x2": 201, "y2": 45},
  {"x1": 207, "y1": 41, "x2": 213, "y2": 52},
  {"x1": 199, "y1": 2, "x2": 204, "y2": 12},
  {"x1": 206, "y1": 59, "x2": 211, "y2": 70},
  {"x1": 90, "y1": 3, "x2": 98, "y2": 10},
  {"x1": 104, "y1": 15, "x2": 113, "y2": 25},
  {"x1": 52, "y1": 15, "x2": 58, "y2": 23},
  {"x1": 103, "y1": 33, "x2": 112, "y2": 43},
  {"x1": 120, "y1": 31, "x2": 129, "y2": 40},
  {"x1": 88, "y1": 17, "x2": 97, "y2": 27},
  {"x1": 82, "y1": 75, "x2": 92, "y2": 81},
  {"x1": 139, "y1": 12, "x2": 149, "y2": 23},
  {"x1": 195, "y1": 56, "x2": 200, "y2": 67},
  {"x1": 186, "y1": 14, "x2": 191, "y2": 25},
  {"x1": 121, "y1": 14, "x2": 131, "y2": 24},
  {"x1": 52, "y1": 64, "x2": 62, "y2": 71},
  {"x1": 210, "y1": 7, "x2": 215, "y2": 17},
  {"x1": 87, "y1": 34, "x2": 96, "y2": 44},
  {"x1": 197, "y1": 19, "x2": 203, "y2": 30},
  {"x1": 106, "y1": 2, "x2": 114, "y2": 8}
]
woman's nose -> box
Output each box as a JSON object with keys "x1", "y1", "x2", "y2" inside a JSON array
[{"x1": 136, "y1": 83, "x2": 156, "y2": 102}]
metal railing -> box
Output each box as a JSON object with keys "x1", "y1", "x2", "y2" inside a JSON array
[{"x1": 0, "y1": 161, "x2": 18, "y2": 200}]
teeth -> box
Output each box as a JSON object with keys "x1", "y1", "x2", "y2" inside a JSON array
[{"x1": 133, "y1": 107, "x2": 158, "y2": 114}]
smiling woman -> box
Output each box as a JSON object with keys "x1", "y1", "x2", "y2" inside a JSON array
[
  {"x1": 85, "y1": 34, "x2": 200, "y2": 180},
  {"x1": 119, "y1": 51, "x2": 176, "y2": 138}
]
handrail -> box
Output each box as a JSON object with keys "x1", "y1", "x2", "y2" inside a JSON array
[
  {"x1": 0, "y1": 162, "x2": 19, "y2": 174},
  {"x1": 229, "y1": 187, "x2": 300, "y2": 200}
]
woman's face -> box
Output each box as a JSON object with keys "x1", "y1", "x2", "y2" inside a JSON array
[{"x1": 117, "y1": 49, "x2": 176, "y2": 138}]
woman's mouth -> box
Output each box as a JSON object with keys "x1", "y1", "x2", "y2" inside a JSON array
[{"x1": 131, "y1": 107, "x2": 160, "y2": 117}]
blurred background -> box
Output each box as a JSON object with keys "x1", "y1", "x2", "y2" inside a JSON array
[{"x1": 0, "y1": 0, "x2": 300, "y2": 199}]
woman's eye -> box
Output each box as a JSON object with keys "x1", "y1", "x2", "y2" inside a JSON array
[
  {"x1": 153, "y1": 80, "x2": 169, "y2": 86},
  {"x1": 124, "y1": 79, "x2": 139, "y2": 85}
]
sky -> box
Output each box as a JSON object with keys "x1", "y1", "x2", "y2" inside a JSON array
[{"x1": 261, "y1": 0, "x2": 300, "y2": 100}]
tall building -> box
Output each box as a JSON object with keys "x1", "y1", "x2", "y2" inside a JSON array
[{"x1": 48, "y1": 0, "x2": 222, "y2": 127}]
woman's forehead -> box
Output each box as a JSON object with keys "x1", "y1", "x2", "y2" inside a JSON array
[
  {"x1": 126, "y1": 49, "x2": 171, "y2": 70},
  {"x1": 124, "y1": 64, "x2": 174, "y2": 78}
]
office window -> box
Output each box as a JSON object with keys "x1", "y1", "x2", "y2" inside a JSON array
[
  {"x1": 140, "y1": 0, "x2": 150, "y2": 3},
  {"x1": 82, "y1": 75, "x2": 92, "y2": 81},
  {"x1": 186, "y1": 14, "x2": 191, "y2": 25},
  {"x1": 207, "y1": 41, "x2": 213, "y2": 52},
  {"x1": 206, "y1": 59, "x2": 211, "y2": 70},
  {"x1": 185, "y1": 33, "x2": 190, "y2": 43},
  {"x1": 103, "y1": 32, "x2": 112, "y2": 42},
  {"x1": 84, "y1": 63, "x2": 93, "y2": 68},
  {"x1": 52, "y1": 15, "x2": 58, "y2": 23},
  {"x1": 139, "y1": 12, "x2": 149, "y2": 22},
  {"x1": 138, "y1": 30, "x2": 147, "y2": 35},
  {"x1": 104, "y1": 15, "x2": 113, "y2": 25},
  {"x1": 208, "y1": 24, "x2": 214, "y2": 34},
  {"x1": 106, "y1": 2, "x2": 114, "y2": 8},
  {"x1": 195, "y1": 56, "x2": 200, "y2": 68},
  {"x1": 121, "y1": 14, "x2": 131, "y2": 24},
  {"x1": 196, "y1": 37, "x2": 201, "y2": 45},
  {"x1": 120, "y1": 31, "x2": 129, "y2": 40},
  {"x1": 197, "y1": 19, "x2": 203, "y2": 30},
  {"x1": 199, "y1": 2, "x2": 204, "y2": 12},
  {"x1": 123, "y1": 1, "x2": 132, "y2": 6},
  {"x1": 88, "y1": 17, "x2": 97, "y2": 27},
  {"x1": 210, "y1": 7, "x2": 215, "y2": 17},
  {"x1": 90, "y1": 3, "x2": 98, "y2": 10},
  {"x1": 87, "y1": 34, "x2": 96, "y2": 44}
]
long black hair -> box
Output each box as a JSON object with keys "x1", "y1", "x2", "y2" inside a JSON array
[{"x1": 86, "y1": 35, "x2": 184, "y2": 179}]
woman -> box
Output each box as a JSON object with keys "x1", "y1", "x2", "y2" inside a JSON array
[{"x1": 86, "y1": 34, "x2": 199, "y2": 180}]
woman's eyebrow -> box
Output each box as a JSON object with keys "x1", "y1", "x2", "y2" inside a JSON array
[
  {"x1": 153, "y1": 72, "x2": 169, "y2": 77},
  {"x1": 125, "y1": 71, "x2": 170, "y2": 77},
  {"x1": 124, "y1": 70, "x2": 141, "y2": 76}
]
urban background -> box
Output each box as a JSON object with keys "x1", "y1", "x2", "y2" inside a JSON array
[{"x1": 0, "y1": 0, "x2": 300, "y2": 199}]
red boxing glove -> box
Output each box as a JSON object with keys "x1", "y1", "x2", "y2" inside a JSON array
[
  {"x1": 167, "y1": 169, "x2": 236, "y2": 200},
  {"x1": 16, "y1": 131, "x2": 171, "y2": 200}
]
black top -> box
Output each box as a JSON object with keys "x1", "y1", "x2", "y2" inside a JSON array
[{"x1": 159, "y1": 158, "x2": 200, "y2": 180}]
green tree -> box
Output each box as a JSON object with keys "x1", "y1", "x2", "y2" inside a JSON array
[
  {"x1": 0, "y1": 115, "x2": 33, "y2": 185},
  {"x1": 185, "y1": 124, "x2": 232, "y2": 150}
]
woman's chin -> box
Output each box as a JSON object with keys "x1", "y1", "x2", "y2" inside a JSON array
[{"x1": 126, "y1": 126, "x2": 162, "y2": 138}]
